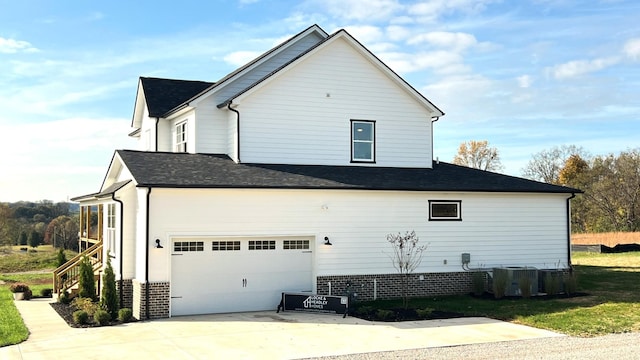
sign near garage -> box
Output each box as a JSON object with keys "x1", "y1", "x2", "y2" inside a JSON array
[{"x1": 278, "y1": 292, "x2": 349, "y2": 317}]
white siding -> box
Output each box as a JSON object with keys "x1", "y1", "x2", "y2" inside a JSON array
[
  {"x1": 146, "y1": 189, "x2": 570, "y2": 282},
  {"x1": 169, "y1": 113, "x2": 194, "y2": 153},
  {"x1": 194, "y1": 97, "x2": 228, "y2": 154},
  {"x1": 235, "y1": 37, "x2": 433, "y2": 167}
]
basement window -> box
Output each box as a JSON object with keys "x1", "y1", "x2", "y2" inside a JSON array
[
  {"x1": 429, "y1": 200, "x2": 462, "y2": 221},
  {"x1": 212, "y1": 241, "x2": 241, "y2": 251},
  {"x1": 283, "y1": 240, "x2": 310, "y2": 250},
  {"x1": 174, "y1": 241, "x2": 204, "y2": 252}
]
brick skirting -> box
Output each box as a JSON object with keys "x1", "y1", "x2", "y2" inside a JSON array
[
  {"x1": 316, "y1": 272, "x2": 475, "y2": 301},
  {"x1": 132, "y1": 280, "x2": 170, "y2": 319},
  {"x1": 117, "y1": 279, "x2": 133, "y2": 311}
]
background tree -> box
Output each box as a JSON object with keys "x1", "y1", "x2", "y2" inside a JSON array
[
  {"x1": 18, "y1": 231, "x2": 28, "y2": 246},
  {"x1": 387, "y1": 231, "x2": 427, "y2": 309},
  {"x1": 45, "y1": 215, "x2": 79, "y2": 250},
  {"x1": 28, "y1": 230, "x2": 42, "y2": 248},
  {"x1": 0, "y1": 203, "x2": 16, "y2": 247},
  {"x1": 453, "y1": 140, "x2": 503, "y2": 171},
  {"x1": 522, "y1": 145, "x2": 589, "y2": 184}
]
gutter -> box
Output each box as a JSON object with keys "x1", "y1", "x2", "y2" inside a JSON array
[
  {"x1": 227, "y1": 101, "x2": 241, "y2": 163},
  {"x1": 155, "y1": 118, "x2": 160, "y2": 152},
  {"x1": 430, "y1": 116, "x2": 440, "y2": 167},
  {"x1": 145, "y1": 187, "x2": 152, "y2": 320},
  {"x1": 567, "y1": 193, "x2": 576, "y2": 269},
  {"x1": 111, "y1": 193, "x2": 124, "y2": 309}
]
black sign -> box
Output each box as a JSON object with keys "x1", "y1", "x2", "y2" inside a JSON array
[{"x1": 277, "y1": 292, "x2": 349, "y2": 318}]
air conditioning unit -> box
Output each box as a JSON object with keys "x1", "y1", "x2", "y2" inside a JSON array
[{"x1": 493, "y1": 267, "x2": 538, "y2": 297}]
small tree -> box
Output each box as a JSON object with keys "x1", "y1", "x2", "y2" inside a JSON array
[
  {"x1": 78, "y1": 255, "x2": 96, "y2": 300},
  {"x1": 28, "y1": 230, "x2": 42, "y2": 248},
  {"x1": 18, "y1": 231, "x2": 28, "y2": 246},
  {"x1": 387, "y1": 231, "x2": 427, "y2": 308},
  {"x1": 56, "y1": 247, "x2": 67, "y2": 267},
  {"x1": 100, "y1": 257, "x2": 119, "y2": 320}
]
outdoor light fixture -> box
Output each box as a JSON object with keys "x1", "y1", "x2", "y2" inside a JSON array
[
  {"x1": 155, "y1": 239, "x2": 163, "y2": 249},
  {"x1": 324, "y1": 236, "x2": 332, "y2": 246}
]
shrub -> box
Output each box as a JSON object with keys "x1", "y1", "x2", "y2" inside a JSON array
[
  {"x1": 23, "y1": 288, "x2": 33, "y2": 300},
  {"x1": 78, "y1": 255, "x2": 96, "y2": 300},
  {"x1": 544, "y1": 273, "x2": 561, "y2": 295},
  {"x1": 376, "y1": 309, "x2": 395, "y2": 321},
  {"x1": 73, "y1": 310, "x2": 89, "y2": 325},
  {"x1": 72, "y1": 297, "x2": 99, "y2": 316},
  {"x1": 100, "y1": 257, "x2": 119, "y2": 320},
  {"x1": 40, "y1": 288, "x2": 53, "y2": 298},
  {"x1": 416, "y1": 308, "x2": 433, "y2": 319},
  {"x1": 519, "y1": 273, "x2": 532, "y2": 298},
  {"x1": 56, "y1": 248, "x2": 67, "y2": 267},
  {"x1": 94, "y1": 309, "x2": 111, "y2": 326},
  {"x1": 472, "y1": 271, "x2": 486, "y2": 296},
  {"x1": 354, "y1": 305, "x2": 374, "y2": 316},
  {"x1": 118, "y1": 308, "x2": 133, "y2": 323},
  {"x1": 9, "y1": 283, "x2": 30, "y2": 293},
  {"x1": 492, "y1": 270, "x2": 508, "y2": 299},
  {"x1": 59, "y1": 290, "x2": 72, "y2": 304},
  {"x1": 564, "y1": 271, "x2": 578, "y2": 296}
]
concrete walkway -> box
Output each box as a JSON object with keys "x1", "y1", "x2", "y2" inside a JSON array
[{"x1": 2, "y1": 299, "x2": 564, "y2": 359}]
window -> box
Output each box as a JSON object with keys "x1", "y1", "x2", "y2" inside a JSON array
[
  {"x1": 174, "y1": 241, "x2": 204, "y2": 252},
  {"x1": 212, "y1": 241, "x2": 241, "y2": 251},
  {"x1": 106, "y1": 203, "x2": 116, "y2": 253},
  {"x1": 429, "y1": 200, "x2": 462, "y2": 221},
  {"x1": 175, "y1": 121, "x2": 187, "y2": 152},
  {"x1": 248, "y1": 240, "x2": 276, "y2": 250},
  {"x1": 351, "y1": 120, "x2": 375, "y2": 162},
  {"x1": 283, "y1": 240, "x2": 310, "y2": 250}
]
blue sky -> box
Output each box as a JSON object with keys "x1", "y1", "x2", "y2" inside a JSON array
[{"x1": 1, "y1": 0, "x2": 638, "y2": 202}]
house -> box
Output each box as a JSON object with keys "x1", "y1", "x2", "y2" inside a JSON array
[{"x1": 61, "y1": 25, "x2": 579, "y2": 319}]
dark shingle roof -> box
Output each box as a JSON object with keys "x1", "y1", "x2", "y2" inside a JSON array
[
  {"x1": 116, "y1": 150, "x2": 579, "y2": 194},
  {"x1": 140, "y1": 77, "x2": 214, "y2": 117}
]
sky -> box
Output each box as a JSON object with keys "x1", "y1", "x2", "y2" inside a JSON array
[{"x1": 0, "y1": 0, "x2": 638, "y2": 202}]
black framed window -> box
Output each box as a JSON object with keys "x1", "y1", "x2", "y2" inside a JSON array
[{"x1": 429, "y1": 200, "x2": 462, "y2": 221}]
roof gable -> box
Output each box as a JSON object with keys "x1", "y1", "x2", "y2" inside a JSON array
[{"x1": 218, "y1": 29, "x2": 444, "y2": 116}]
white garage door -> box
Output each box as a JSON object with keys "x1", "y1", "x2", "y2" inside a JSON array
[{"x1": 170, "y1": 237, "x2": 313, "y2": 316}]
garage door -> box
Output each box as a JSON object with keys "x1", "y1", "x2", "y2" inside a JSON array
[{"x1": 170, "y1": 237, "x2": 313, "y2": 316}]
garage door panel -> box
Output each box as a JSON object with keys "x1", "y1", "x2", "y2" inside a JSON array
[{"x1": 171, "y1": 238, "x2": 313, "y2": 316}]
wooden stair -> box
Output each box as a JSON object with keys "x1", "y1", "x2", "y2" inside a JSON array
[{"x1": 53, "y1": 240, "x2": 103, "y2": 299}]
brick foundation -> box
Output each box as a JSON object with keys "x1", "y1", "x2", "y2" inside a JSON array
[
  {"x1": 117, "y1": 279, "x2": 134, "y2": 311},
  {"x1": 316, "y1": 272, "x2": 475, "y2": 301},
  {"x1": 132, "y1": 280, "x2": 170, "y2": 319}
]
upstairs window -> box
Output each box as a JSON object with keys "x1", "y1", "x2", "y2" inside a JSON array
[
  {"x1": 429, "y1": 200, "x2": 462, "y2": 221},
  {"x1": 106, "y1": 203, "x2": 116, "y2": 253},
  {"x1": 351, "y1": 120, "x2": 375, "y2": 162},
  {"x1": 175, "y1": 121, "x2": 187, "y2": 152}
]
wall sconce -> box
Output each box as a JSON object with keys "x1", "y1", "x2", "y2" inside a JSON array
[
  {"x1": 324, "y1": 236, "x2": 332, "y2": 246},
  {"x1": 155, "y1": 239, "x2": 163, "y2": 249}
]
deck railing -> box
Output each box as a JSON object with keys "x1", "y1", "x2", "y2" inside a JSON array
[{"x1": 53, "y1": 240, "x2": 103, "y2": 298}]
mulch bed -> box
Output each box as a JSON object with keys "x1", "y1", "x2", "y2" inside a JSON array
[{"x1": 50, "y1": 302, "x2": 134, "y2": 328}]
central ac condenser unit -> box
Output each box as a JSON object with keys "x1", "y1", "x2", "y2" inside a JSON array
[{"x1": 493, "y1": 267, "x2": 538, "y2": 297}]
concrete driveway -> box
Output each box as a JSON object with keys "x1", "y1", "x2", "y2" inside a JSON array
[{"x1": 2, "y1": 299, "x2": 563, "y2": 359}]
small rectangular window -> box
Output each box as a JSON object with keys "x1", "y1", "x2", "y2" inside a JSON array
[
  {"x1": 174, "y1": 241, "x2": 204, "y2": 252},
  {"x1": 175, "y1": 121, "x2": 187, "y2": 152},
  {"x1": 248, "y1": 240, "x2": 276, "y2": 250},
  {"x1": 351, "y1": 120, "x2": 375, "y2": 162},
  {"x1": 283, "y1": 240, "x2": 310, "y2": 250},
  {"x1": 429, "y1": 200, "x2": 462, "y2": 221},
  {"x1": 212, "y1": 241, "x2": 241, "y2": 251}
]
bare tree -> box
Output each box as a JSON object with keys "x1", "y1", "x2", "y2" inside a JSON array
[
  {"x1": 522, "y1": 145, "x2": 589, "y2": 184},
  {"x1": 453, "y1": 140, "x2": 503, "y2": 171},
  {"x1": 387, "y1": 231, "x2": 427, "y2": 309}
]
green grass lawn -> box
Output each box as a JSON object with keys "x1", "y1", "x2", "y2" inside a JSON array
[{"x1": 356, "y1": 252, "x2": 640, "y2": 337}]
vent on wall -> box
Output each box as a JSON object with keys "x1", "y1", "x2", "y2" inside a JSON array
[{"x1": 493, "y1": 267, "x2": 538, "y2": 297}]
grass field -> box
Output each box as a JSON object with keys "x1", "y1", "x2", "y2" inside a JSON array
[{"x1": 572, "y1": 232, "x2": 640, "y2": 247}]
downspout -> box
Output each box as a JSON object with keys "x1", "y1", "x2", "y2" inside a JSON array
[
  {"x1": 155, "y1": 118, "x2": 160, "y2": 152},
  {"x1": 430, "y1": 116, "x2": 440, "y2": 166},
  {"x1": 112, "y1": 193, "x2": 124, "y2": 309},
  {"x1": 227, "y1": 101, "x2": 241, "y2": 163},
  {"x1": 566, "y1": 193, "x2": 576, "y2": 270},
  {"x1": 145, "y1": 187, "x2": 152, "y2": 320}
]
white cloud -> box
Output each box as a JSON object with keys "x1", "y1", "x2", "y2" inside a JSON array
[
  {"x1": 408, "y1": 31, "x2": 478, "y2": 52},
  {"x1": 386, "y1": 25, "x2": 411, "y2": 41},
  {"x1": 517, "y1": 75, "x2": 532, "y2": 88},
  {"x1": 408, "y1": 0, "x2": 495, "y2": 22},
  {"x1": 623, "y1": 38, "x2": 640, "y2": 60},
  {"x1": 343, "y1": 25, "x2": 384, "y2": 44},
  {"x1": 0, "y1": 37, "x2": 39, "y2": 54},
  {"x1": 223, "y1": 51, "x2": 263, "y2": 67},
  {"x1": 378, "y1": 50, "x2": 465, "y2": 74},
  {"x1": 548, "y1": 57, "x2": 619, "y2": 79},
  {"x1": 312, "y1": 0, "x2": 403, "y2": 21}
]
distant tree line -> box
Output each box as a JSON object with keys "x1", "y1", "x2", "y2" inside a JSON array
[
  {"x1": 454, "y1": 142, "x2": 640, "y2": 233},
  {"x1": 0, "y1": 200, "x2": 79, "y2": 250}
]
